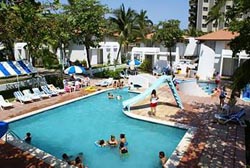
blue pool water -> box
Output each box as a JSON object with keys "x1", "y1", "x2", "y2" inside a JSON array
[
  {"x1": 9, "y1": 89, "x2": 186, "y2": 168},
  {"x1": 198, "y1": 82, "x2": 217, "y2": 95}
]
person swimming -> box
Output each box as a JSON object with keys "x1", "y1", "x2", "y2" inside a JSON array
[
  {"x1": 119, "y1": 133, "x2": 127, "y2": 145},
  {"x1": 119, "y1": 142, "x2": 128, "y2": 154},
  {"x1": 96, "y1": 139, "x2": 108, "y2": 147},
  {"x1": 108, "y1": 135, "x2": 118, "y2": 147},
  {"x1": 107, "y1": 92, "x2": 114, "y2": 99}
]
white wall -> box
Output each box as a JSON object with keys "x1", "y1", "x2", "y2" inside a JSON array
[{"x1": 197, "y1": 44, "x2": 215, "y2": 80}]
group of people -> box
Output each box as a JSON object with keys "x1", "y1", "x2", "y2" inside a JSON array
[
  {"x1": 97, "y1": 134, "x2": 128, "y2": 155},
  {"x1": 113, "y1": 79, "x2": 124, "y2": 89},
  {"x1": 107, "y1": 92, "x2": 122, "y2": 100},
  {"x1": 62, "y1": 153, "x2": 86, "y2": 168}
]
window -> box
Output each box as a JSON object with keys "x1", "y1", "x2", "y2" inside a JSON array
[
  {"x1": 202, "y1": 24, "x2": 207, "y2": 28},
  {"x1": 203, "y1": 15, "x2": 208, "y2": 20},
  {"x1": 203, "y1": 7, "x2": 208, "y2": 11},
  {"x1": 204, "y1": 0, "x2": 208, "y2": 2}
]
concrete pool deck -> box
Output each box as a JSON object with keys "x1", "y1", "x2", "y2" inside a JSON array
[{"x1": 0, "y1": 77, "x2": 249, "y2": 167}]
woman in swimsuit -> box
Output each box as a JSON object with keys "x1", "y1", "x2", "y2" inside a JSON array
[
  {"x1": 108, "y1": 135, "x2": 118, "y2": 147},
  {"x1": 150, "y1": 89, "x2": 159, "y2": 116},
  {"x1": 119, "y1": 142, "x2": 128, "y2": 154}
]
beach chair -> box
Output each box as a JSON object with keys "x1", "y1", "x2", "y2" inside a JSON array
[
  {"x1": 214, "y1": 108, "x2": 246, "y2": 127},
  {"x1": 41, "y1": 85, "x2": 59, "y2": 96},
  {"x1": 13, "y1": 91, "x2": 33, "y2": 104},
  {"x1": 47, "y1": 84, "x2": 65, "y2": 94},
  {"x1": 22, "y1": 89, "x2": 41, "y2": 101},
  {"x1": 32, "y1": 88, "x2": 50, "y2": 99},
  {"x1": 0, "y1": 95, "x2": 13, "y2": 110},
  {"x1": 95, "y1": 78, "x2": 113, "y2": 87}
]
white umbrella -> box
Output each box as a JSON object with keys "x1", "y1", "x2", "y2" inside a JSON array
[{"x1": 64, "y1": 66, "x2": 86, "y2": 75}]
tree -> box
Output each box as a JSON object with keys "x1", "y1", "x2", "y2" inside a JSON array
[
  {"x1": 109, "y1": 4, "x2": 137, "y2": 64},
  {"x1": 184, "y1": 27, "x2": 205, "y2": 37},
  {"x1": 154, "y1": 20, "x2": 183, "y2": 68},
  {"x1": 135, "y1": 9, "x2": 153, "y2": 43},
  {"x1": 206, "y1": 0, "x2": 228, "y2": 30},
  {"x1": 65, "y1": 0, "x2": 107, "y2": 74}
]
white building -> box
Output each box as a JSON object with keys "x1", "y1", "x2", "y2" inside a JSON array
[
  {"x1": 194, "y1": 29, "x2": 249, "y2": 80},
  {"x1": 60, "y1": 41, "x2": 120, "y2": 67}
]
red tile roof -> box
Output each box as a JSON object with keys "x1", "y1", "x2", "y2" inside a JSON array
[{"x1": 196, "y1": 29, "x2": 239, "y2": 41}]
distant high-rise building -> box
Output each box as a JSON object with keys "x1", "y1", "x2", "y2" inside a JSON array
[{"x1": 188, "y1": 0, "x2": 234, "y2": 32}]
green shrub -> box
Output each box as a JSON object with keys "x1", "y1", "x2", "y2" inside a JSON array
[
  {"x1": 45, "y1": 74, "x2": 64, "y2": 88},
  {"x1": 140, "y1": 59, "x2": 152, "y2": 73},
  {"x1": 38, "y1": 49, "x2": 59, "y2": 69},
  {"x1": 94, "y1": 69, "x2": 122, "y2": 79}
]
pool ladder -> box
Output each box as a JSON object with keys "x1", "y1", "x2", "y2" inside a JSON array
[{"x1": 5, "y1": 129, "x2": 22, "y2": 141}]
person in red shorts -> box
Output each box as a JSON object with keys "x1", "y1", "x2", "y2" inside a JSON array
[{"x1": 150, "y1": 89, "x2": 159, "y2": 116}]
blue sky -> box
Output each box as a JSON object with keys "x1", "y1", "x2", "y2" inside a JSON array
[{"x1": 60, "y1": 0, "x2": 189, "y2": 29}]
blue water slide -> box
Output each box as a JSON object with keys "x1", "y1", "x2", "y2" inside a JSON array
[
  {"x1": 123, "y1": 75, "x2": 183, "y2": 109},
  {"x1": 7, "y1": 61, "x2": 22, "y2": 75},
  {"x1": 0, "y1": 121, "x2": 8, "y2": 138},
  {"x1": 17, "y1": 60, "x2": 32, "y2": 74},
  {"x1": 0, "y1": 62, "x2": 11, "y2": 76}
]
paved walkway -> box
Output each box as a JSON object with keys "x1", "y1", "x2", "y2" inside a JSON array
[{"x1": 0, "y1": 77, "x2": 249, "y2": 167}]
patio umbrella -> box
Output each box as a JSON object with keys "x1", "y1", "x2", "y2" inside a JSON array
[
  {"x1": 64, "y1": 66, "x2": 86, "y2": 75},
  {"x1": 127, "y1": 59, "x2": 141, "y2": 66}
]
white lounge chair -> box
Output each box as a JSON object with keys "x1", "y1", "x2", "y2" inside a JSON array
[
  {"x1": 0, "y1": 95, "x2": 13, "y2": 110},
  {"x1": 41, "y1": 85, "x2": 59, "y2": 96},
  {"x1": 22, "y1": 89, "x2": 41, "y2": 101},
  {"x1": 32, "y1": 88, "x2": 50, "y2": 99},
  {"x1": 47, "y1": 84, "x2": 65, "y2": 94},
  {"x1": 13, "y1": 91, "x2": 33, "y2": 104},
  {"x1": 95, "y1": 78, "x2": 113, "y2": 87}
]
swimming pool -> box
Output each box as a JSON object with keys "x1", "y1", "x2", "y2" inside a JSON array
[
  {"x1": 9, "y1": 89, "x2": 186, "y2": 168},
  {"x1": 198, "y1": 82, "x2": 216, "y2": 95}
]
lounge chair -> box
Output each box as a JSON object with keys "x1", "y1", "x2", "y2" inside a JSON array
[
  {"x1": 47, "y1": 84, "x2": 65, "y2": 94},
  {"x1": 13, "y1": 91, "x2": 33, "y2": 104},
  {"x1": 22, "y1": 89, "x2": 41, "y2": 101},
  {"x1": 95, "y1": 78, "x2": 113, "y2": 87},
  {"x1": 214, "y1": 108, "x2": 246, "y2": 127},
  {"x1": 32, "y1": 88, "x2": 50, "y2": 99},
  {"x1": 41, "y1": 85, "x2": 59, "y2": 96},
  {"x1": 0, "y1": 95, "x2": 13, "y2": 110}
]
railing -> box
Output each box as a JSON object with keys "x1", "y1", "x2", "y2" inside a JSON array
[{"x1": 6, "y1": 129, "x2": 22, "y2": 141}]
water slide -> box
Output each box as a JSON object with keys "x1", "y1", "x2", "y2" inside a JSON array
[
  {"x1": 123, "y1": 75, "x2": 183, "y2": 109},
  {"x1": 0, "y1": 121, "x2": 8, "y2": 138}
]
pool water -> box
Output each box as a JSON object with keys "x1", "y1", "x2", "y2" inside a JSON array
[
  {"x1": 198, "y1": 82, "x2": 217, "y2": 95},
  {"x1": 9, "y1": 89, "x2": 186, "y2": 168}
]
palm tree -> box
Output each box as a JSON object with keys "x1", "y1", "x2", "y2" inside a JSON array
[
  {"x1": 206, "y1": 0, "x2": 227, "y2": 30},
  {"x1": 109, "y1": 4, "x2": 137, "y2": 64},
  {"x1": 135, "y1": 10, "x2": 153, "y2": 44}
]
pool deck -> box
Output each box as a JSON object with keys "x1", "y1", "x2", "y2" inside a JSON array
[{"x1": 0, "y1": 77, "x2": 250, "y2": 167}]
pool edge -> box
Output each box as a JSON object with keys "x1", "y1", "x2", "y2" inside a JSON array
[{"x1": 123, "y1": 110, "x2": 197, "y2": 168}]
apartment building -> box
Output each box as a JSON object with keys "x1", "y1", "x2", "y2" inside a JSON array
[{"x1": 189, "y1": 0, "x2": 233, "y2": 32}]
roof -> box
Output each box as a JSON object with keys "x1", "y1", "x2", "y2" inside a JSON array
[{"x1": 196, "y1": 29, "x2": 239, "y2": 41}]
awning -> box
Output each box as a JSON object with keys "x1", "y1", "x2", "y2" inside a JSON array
[{"x1": 0, "y1": 60, "x2": 37, "y2": 78}]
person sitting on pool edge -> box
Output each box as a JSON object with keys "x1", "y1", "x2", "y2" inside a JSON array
[
  {"x1": 107, "y1": 92, "x2": 114, "y2": 99},
  {"x1": 108, "y1": 135, "x2": 118, "y2": 147},
  {"x1": 24, "y1": 132, "x2": 32, "y2": 144},
  {"x1": 159, "y1": 151, "x2": 167, "y2": 167}
]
